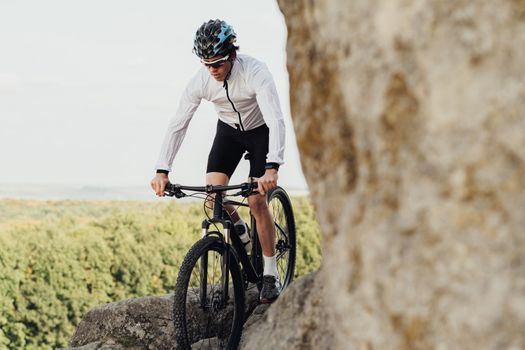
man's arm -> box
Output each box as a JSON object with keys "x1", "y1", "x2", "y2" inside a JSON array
[
  {"x1": 151, "y1": 172, "x2": 170, "y2": 197},
  {"x1": 251, "y1": 64, "x2": 285, "y2": 167},
  {"x1": 249, "y1": 61, "x2": 286, "y2": 194},
  {"x1": 154, "y1": 85, "x2": 202, "y2": 172},
  {"x1": 152, "y1": 73, "x2": 203, "y2": 196}
]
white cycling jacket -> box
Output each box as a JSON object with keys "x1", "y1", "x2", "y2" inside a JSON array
[{"x1": 155, "y1": 54, "x2": 286, "y2": 172}]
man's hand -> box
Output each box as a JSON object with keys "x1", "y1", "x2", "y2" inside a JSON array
[
  {"x1": 256, "y1": 169, "x2": 278, "y2": 196},
  {"x1": 151, "y1": 173, "x2": 169, "y2": 197}
]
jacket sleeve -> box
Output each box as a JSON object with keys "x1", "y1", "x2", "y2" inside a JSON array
[
  {"x1": 249, "y1": 61, "x2": 286, "y2": 165},
  {"x1": 155, "y1": 74, "x2": 202, "y2": 172}
]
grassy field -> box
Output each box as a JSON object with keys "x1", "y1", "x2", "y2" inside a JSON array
[{"x1": 0, "y1": 196, "x2": 321, "y2": 350}]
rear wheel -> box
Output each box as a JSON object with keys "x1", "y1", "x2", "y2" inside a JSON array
[
  {"x1": 267, "y1": 187, "x2": 296, "y2": 289},
  {"x1": 173, "y1": 235, "x2": 245, "y2": 349}
]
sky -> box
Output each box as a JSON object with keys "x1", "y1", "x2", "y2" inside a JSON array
[{"x1": 0, "y1": 0, "x2": 307, "y2": 197}]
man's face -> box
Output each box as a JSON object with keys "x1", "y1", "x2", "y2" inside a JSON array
[{"x1": 202, "y1": 55, "x2": 231, "y2": 82}]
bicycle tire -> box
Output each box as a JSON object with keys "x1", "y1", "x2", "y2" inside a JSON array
[
  {"x1": 267, "y1": 186, "x2": 296, "y2": 289},
  {"x1": 173, "y1": 235, "x2": 245, "y2": 350}
]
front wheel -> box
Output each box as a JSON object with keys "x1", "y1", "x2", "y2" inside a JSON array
[
  {"x1": 173, "y1": 235, "x2": 245, "y2": 350},
  {"x1": 267, "y1": 186, "x2": 296, "y2": 289}
]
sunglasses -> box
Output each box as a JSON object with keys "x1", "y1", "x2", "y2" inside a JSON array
[{"x1": 201, "y1": 55, "x2": 230, "y2": 68}]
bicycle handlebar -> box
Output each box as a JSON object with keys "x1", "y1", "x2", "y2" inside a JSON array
[{"x1": 164, "y1": 181, "x2": 258, "y2": 198}]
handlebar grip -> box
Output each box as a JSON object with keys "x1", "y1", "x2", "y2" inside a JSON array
[
  {"x1": 164, "y1": 183, "x2": 185, "y2": 198},
  {"x1": 238, "y1": 181, "x2": 259, "y2": 197}
]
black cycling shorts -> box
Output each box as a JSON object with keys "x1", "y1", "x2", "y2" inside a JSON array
[{"x1": 207, "y1": 120, "x2": 269, "y2": 178}]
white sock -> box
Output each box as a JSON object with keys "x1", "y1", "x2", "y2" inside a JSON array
[{"x1": 263, "y1": 254, "x2": 278, "y2": 278}]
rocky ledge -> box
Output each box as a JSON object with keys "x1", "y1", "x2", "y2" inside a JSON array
[{"x1": 61, "y1": 273, "x2": 317, "y2": 350}]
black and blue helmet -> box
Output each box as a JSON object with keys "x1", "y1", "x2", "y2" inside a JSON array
[{"x1": 193, "y1": 19, "x2": 237, "y2": 59}]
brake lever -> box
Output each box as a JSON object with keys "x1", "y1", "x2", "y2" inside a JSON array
[
  {"x1": 164, "y1": 184, "x2": 186, "y2": 198},
  {"x1": 239, "y1": 181, "x2": 259, "y2": 197},
  {"x1": 173, "y1": 189, "x2": 186, "y2": 198}
]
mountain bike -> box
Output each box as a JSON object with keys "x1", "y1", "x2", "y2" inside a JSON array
[{"x1": 165, "y1": 181, "x2": 296, "y2": 349}]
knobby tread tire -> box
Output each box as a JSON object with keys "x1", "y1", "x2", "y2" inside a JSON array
[
  {"x1": 267, "y1": 186, "x2": 296, "y2": 289},
  {"x1": 173, "y1": 235, "x2": 245, "y2": 350}
]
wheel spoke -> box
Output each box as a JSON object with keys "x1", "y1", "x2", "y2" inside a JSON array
[
  {"x1": 275, "y1": 249, "x2": 288, "y2": 261},
  {"x1": 266, "y1": 188, "x2": 295, "y2": 289}
]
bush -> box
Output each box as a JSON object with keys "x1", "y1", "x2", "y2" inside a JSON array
[{"x1": 0, "y1": 197, "x2": 321, "y2": 349}]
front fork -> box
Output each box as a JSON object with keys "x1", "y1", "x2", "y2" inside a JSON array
[{"x1": 200, "y1": 219, "x2": 232, "y2": 308}]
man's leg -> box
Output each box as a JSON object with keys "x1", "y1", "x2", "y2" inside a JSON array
[
  {"x1": 206, "y1": 121, "x2": 247, "y2": 221},
  {"x1": 249, "y1": 192, "x2": 281, "y2": 303},
  {"x1": 248, "y1": 193, "x2": 275, "y2": 257},
  {"x1": 205, "y1": 172, "x2": 240, "y2": 222},
  {"x1": 206, "y1": 172, "x2": 252, "y2": 254}
]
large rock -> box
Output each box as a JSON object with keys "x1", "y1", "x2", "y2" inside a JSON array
[
  {"x1": 241, "y1": 271, "x2": 333, "y2": 349},
  {"x1": 65, "y1": 289, "x2": 261, "y2": 349},
  {"x1": 67, "y1": 295, "x2": 175, "y2": 349},
  {"x1": 269, "y1": 0, "x2": 525, "y2": 349}
]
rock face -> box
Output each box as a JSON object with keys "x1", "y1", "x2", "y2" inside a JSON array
[
  {"x1": 269, "y1": 0, "x2": 525, "y2": 349},
  {"x1": 68, "y1": 295, "x2": 175, "y2": 349},
  {"x1": 240, "y1": 271, "x2": 333, "y2": 349},
  {"x1": 65, "y1": 289, "x2": 261, "y2": 349}
]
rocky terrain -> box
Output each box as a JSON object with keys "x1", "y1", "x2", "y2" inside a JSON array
[{"x1": 61, "y1": 285, "x2": 268, "y2": 349}]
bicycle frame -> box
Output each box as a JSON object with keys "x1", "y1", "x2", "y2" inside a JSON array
[
  {"x1": 170, "y1": 180, "x2": 296, "y2": 349},
  {"x1": 199, "y1": 189, "x2": 262, "y2": 307},
  {"x1": 222, "y1": 198, "x2": 264, "y2": 285}
]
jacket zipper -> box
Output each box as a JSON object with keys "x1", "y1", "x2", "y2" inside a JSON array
[{"x1": 223, "y1": 80, "x2": 245, "y2": 131}]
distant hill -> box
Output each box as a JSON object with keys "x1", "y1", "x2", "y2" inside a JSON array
[{"x1": 0, "y1": 184, "x2": 309, "y2": 201}]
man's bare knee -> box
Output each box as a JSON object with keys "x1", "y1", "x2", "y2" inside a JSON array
[
  {"x1": 206, "y1": 193, "x2": 217, "y2": 210},
  {"x1": 206, "y1": 172, "x2": 229, "y2": 210},
  {"x1": 249, "y1": 195, "x2": 268, "y2": 216}
]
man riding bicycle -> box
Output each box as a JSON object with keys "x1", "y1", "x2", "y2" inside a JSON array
[{"x1": 150, "y1": 19, "x2": 286, "y2": 303}]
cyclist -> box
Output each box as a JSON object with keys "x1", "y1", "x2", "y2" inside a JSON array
[{"x1": 150, "y1": 19, "x2": 285, "y2": 304}]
